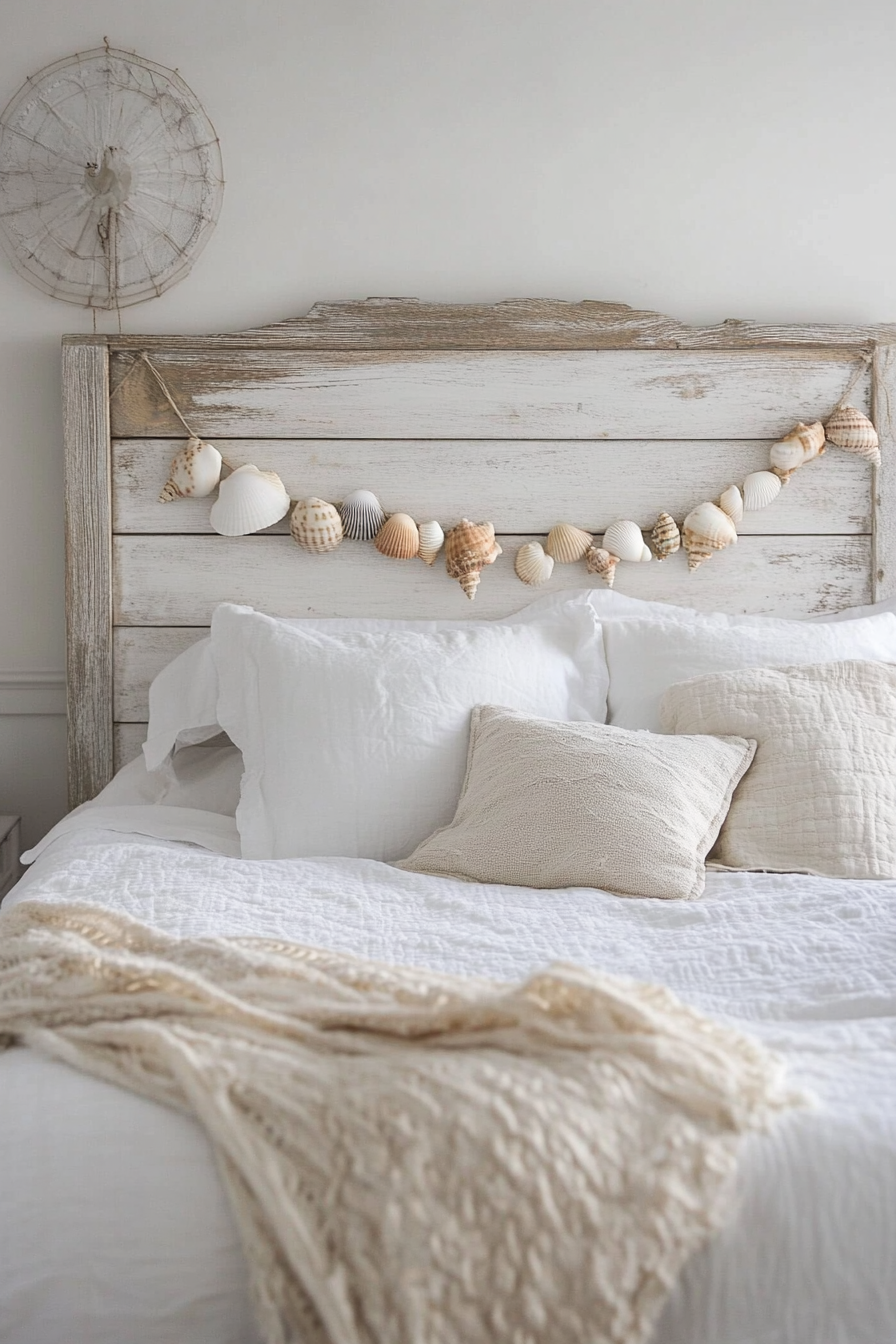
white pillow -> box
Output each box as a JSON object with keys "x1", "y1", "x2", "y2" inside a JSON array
[
  {"x1": 603, "y1": 610, "x2": 896, "y2": 731},
  {"x1": 211, "y1": 602, "x2": 608, "y2": 861},
  {"x1": 143, "y1": 591, "x2": 604, "y2": 771}
]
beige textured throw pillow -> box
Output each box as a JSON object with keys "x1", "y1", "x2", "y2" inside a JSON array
[
  {"x1": 661, "y1": 660, "x2": 896, "y2": 879},
  {"x1": 397, "y1": 705, "x2": 756, "y2": 899}
]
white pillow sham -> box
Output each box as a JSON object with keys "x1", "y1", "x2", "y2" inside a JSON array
[
  {"x1": 211, "y1": 601, "x2": 608, "y2": 861},
  {"x1": 602, "y1": 611, "x2": 896, "y2": 731},
  {"x1": 143, "y1": 591, "x2": 604, "y2": 771}
]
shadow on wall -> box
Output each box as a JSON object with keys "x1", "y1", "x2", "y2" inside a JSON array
[{"x1": 0, "y1": 714, "x2": 67, "y2": 851}]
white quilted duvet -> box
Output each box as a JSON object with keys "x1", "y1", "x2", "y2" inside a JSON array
[{"x1": 2, "y1": 811, "x2": 896, "y2": 1344}]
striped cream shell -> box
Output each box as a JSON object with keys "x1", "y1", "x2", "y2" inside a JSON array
[
  {"x1": 718, "y1": 484, "x2": 744, "y2": 525},
  {"x1": 585, "y1": 545, "x2": 618, "y2": 588},
  {"x1": 209, "y1": 465, "x2": 290, "y2": 536},
  {"x1": 742, "y1": 470, "x2": 782, "y2": 511},
  {"x1": 650, "y1": 512, "x2": 680, "y2": 560},
  {"x1": 290, "y1": 497, "x2": 344, "y2": 553},
  {"x1": 682, "y1": 502, "x2": 737, "y2": 572},
  {"x1": 769, "y1": 420, "x2": 826, "y2": 482},
  {"x1": 159, "y1": 438, "x2": 223, "y2": 502},
  {"x1": 824, "y1": 405, "x2": 881, "y2": 463},
  {"x1": 514, "y1": 541, "x2": 554, "y2": 586},
  {"x1": 339, "y1": 489, "x2": 386, "y2": 541},
  {"x1": 545, "y1": 522, "x2": 593, "y2": 564},
  {"x1": 417, "y1": 520, "x2": 445, "y2": 565},
  {"x1": 375, "y1": 513, "x2": 420, "y2": 559},
  {"x1": 602, "y1": 519, "x2": 651, "y2": 563},
  {"x1": 445, "y1": 519, "x2": 502, "y2": 600}
]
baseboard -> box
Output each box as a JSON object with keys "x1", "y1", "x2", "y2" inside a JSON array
[{"x1": 0, "y1": 672, "x2": 66, "y2": 716}]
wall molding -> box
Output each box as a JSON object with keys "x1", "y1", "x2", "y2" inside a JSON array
[{"x1": 0, "y1": 671, "x2": 66, "y2": 716}]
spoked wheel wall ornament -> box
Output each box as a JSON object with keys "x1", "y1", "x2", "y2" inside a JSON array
[{"x1": 0, "y1": 43, "x2": 223, "y2": 309}]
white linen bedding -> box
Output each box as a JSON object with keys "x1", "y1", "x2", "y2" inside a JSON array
[{"x1": 3, "y1": 816, "x2": 896, "y2": 1344}]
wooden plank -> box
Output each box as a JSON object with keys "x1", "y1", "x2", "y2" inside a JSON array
[
  {"x1": 108, "y1": 348, "x2": 870, "y2": 440},
  {"x1": 113, "y1": 533, "x2": 871, "y2": 626},
  {"x1": 114, "y1": 627, "x2": 207, "y2": 720},
  {"x1": 64, "y1": 343, "x2": 113, "y2": 806},
  {"x1": 114, "y1": 723, "x2": 147, "y2": 773},
  {"x1": 113, "y1": 438, "x2": 872, "y2": 537},
  {"x1": 65, "y1": 297, "x2": 896, "y2": 351},
  {"x1": 872, "y1": 344, "x2": 896, "y2": 601}
]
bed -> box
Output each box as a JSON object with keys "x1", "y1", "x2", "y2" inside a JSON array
[{"x1": 2, "y1": 297, "x2": 896, "y2": 1344}]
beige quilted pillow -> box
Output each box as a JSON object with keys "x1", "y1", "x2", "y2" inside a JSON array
[
  {"x1": 397, "y1": 704, "x2": 755, "y2": 899},
  {"x1": 661, "y1": 660, "x2": 896, "y2": 879}
]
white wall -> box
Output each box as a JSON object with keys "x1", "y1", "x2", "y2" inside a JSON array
[{"x1": 2, "y1": 0, "x2": 895, "y2": 844}]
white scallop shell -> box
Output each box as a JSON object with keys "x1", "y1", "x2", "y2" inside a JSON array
[
  {"x1": 209, "y1": 464, "x2": 290, "y2": 536},
  {"x1": 718, "y1": 484, "x2": 744, "y2": 525},
  {"x1": 290, "y1": 497, "x2": 344, "y2": 552},
  {"x1": 159, "y1": 437, "x2": 222, "y2": 502},
  {"x1": 514, "y1": 541, "x2": 554, "y2": 586},
  {"x1": 742, "y1": 470, "x2": 782, "y2": 511},
  {"x1": 545, "y1": 522, "x2": 593, "y2": 564},
  {"x1": 339, "y1": 489, "x2": 386, "y2": 541},
  {"x1": 417, "y1": 520, "x2": 445, "y2": 565},
  {"x1": 602, "y1": 519, "x2": 651, "y2": 563}
]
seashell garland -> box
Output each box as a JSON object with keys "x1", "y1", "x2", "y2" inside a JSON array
[
  {"x1": 602, "y1": 519, "x2": 652, "y2": 564},
  {"x1": 650, "y1": 512, "x2": 680, "y2": 561},
  {"x1": 718, "y1": 484, "x2": 744, "y2": 525},
  {"x1": 742, "y1": 470, "x2": 782, "y2": 512},
  {"x1": 339, "y1": 489, "x2": 386, "y2": 541},
  {"x1": 824, "y1": 405, "x2": 881, "y2": 464},
  {"x1": 585, "y1": 545, "x2": 618, "y2": 588},
  {"x1": 682, "y1": 501, "x2": 737, "y2": 572},
  {"x1": 445, "y1": 519, "x2": 501, "y2": 600},
  {"x1": 209, "y1": 465, "x2": 291, "y2": 537},
  {"x1": 159, "y1": 437, "x2": 223, "y2": 502},
  {"x1": 545, "y1": 522, "x2": 593, "y2": 564},
  {"x1": 417, "y1": 520, "x2": 445, "y2": 566},
  {"x1": 515, "y1": 541, "x2": 554, "y2": 586},
  {"x1": 290, "y1": 497, "x2": 344, "y2": 553},
  {"x1": 769, "y1": 420, "x2": 825, "y2": 483},
  {"x1": 375, "y1": 513, "x2": 420, "y2": 560}
]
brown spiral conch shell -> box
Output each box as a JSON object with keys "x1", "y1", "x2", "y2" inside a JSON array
[
  {"x1": 682, "y1": 501, "x2": 738, "y2": 573},
  {"x1": 445, "y1": 519, "x2": 502, "y2": 600},
  {"x1": 650, "y1": 512, "x2": 680, "y2": 561},
  {"x1": 769, "y1": 420, "x2": 825, "y2": 483},
  {"x1": 159, "y1": 437, "x2": 222, "y2": 502},
  {"x1": 823, "y1": 405, "x2": 881, "y2": 464},
  {"x1": 585, "y1": 546, "x2": 619, "y2": 588}
]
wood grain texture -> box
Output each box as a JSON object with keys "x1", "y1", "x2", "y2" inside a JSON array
[
  {"x1": 113, "y1": 533, "x2": 871, "y2": 629},
  {"x1": 114, "y1": 627, "x2": 207, "y2": 720},
  {"x1": 114, "y1": 723, "x2": 148, "y2": 773},
  {"x1": 108, "y1": 348, "x2": 870, "y2": 440},
  {"x1": 66, "y1": 296, "x2": 896, "y2": 351},
  {"x1": 113, "y1": 438, "x2": 872, "y2": 537},
  {"x1": 64, "y1": 344, "x2": 112, "y2": 806},
  {"x1": 872, "y1": 344, "x2": 896, "y2": 600}
]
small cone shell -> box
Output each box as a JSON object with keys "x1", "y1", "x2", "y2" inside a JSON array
[
  {"x1": 445, "y1": 519, "x2": 502, "y2": 601},
  {"x1": 417, "y1": 520, "x2": 445, "y2": 565},
  {"x1": 769, "y1": 421, "x2": 826, "y2": 482},
  {"x1": 159, "y1": 437, "x2": 223, "y2": 502},
  {"x1": 824, "y1": 405, "x2": 881, "y2": 463},
  {"x1": 545, "y1": 522, "x2": 593, "y2": 564},
  {"x1": 682, "y1": 502, "x2": 737, "y2": 572},
  {"x1": 375, "y1": 513, "x2": 420, "y2": 559},
  {"x1": 339, "y1": 489, "x2": 386, "y2": 541},
  {"x1": 585, "y1": 546, "x2": 618, "y2": 588},
  {"x1": 650, "y1": 512, "x2": 680, "y2": 560},
  {"x1": 718, "y1": 484, "x2": 744, "y2": 525},
  {"x1": 514, "y1": 541, "x2": 554, "y2": 586},
  {"x1": 290, "y1": 497, "x2": 343, "y2": 553}
]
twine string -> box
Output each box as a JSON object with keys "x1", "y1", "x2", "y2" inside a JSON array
[
  {"x1": 833, "y1": 348, "x2": 874, "y2": 414},
  {"x1": 137, "y1": 352, "x2": 199, "y2": 438}
]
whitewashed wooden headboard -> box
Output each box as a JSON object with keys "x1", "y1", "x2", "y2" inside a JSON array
[{"x1": 62, "y1": 298, "x2": 896, "y2": 808}]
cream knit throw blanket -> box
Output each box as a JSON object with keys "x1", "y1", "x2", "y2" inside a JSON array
[{"x1": 0, "y1": 901, "x2": 803, "y2": 1344}]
